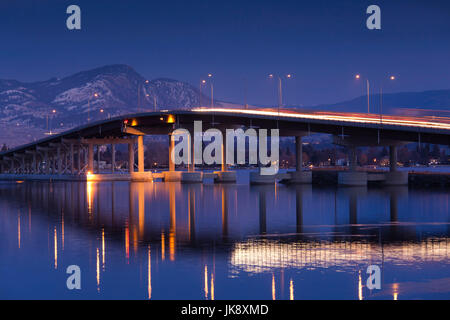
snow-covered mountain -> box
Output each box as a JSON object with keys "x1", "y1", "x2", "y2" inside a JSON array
[{"x1": 0, "y1": 64, "x2": 215, "y2": 146}]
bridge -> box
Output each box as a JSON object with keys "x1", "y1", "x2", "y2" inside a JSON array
[{"x1": 0, "y1": 107, "x2": 449, "y2": 186}]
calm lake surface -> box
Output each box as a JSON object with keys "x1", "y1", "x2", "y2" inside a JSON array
[{"x1": 0, "y1": 171, "x2": 449, "y2": 300}]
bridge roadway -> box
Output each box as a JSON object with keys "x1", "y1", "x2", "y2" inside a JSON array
[{"x1": 0, "y1": 108, "x2": 449, "y2": 185}]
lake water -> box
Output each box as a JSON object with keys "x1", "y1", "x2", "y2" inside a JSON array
[{"x1": 0, "y1": 171, "x2": 449, "y2": 300}]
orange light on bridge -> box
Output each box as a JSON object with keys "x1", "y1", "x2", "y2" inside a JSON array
[
  {"x1": 166, "y1": 114, "x2": 175, "y2": 124},
  {"x1": 390, "y1": 75, "x2": 396, "y2": 80},
  {"x1": 355, "y1": 74, "x2": 361, "y2": 79}
]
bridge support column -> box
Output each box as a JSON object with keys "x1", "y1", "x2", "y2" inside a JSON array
[
  {"x1": 70, "y1": 144, "x2": 74, "y2": 174},
  {"x1": 84, "y1": 146, "x2": 88, "y2": 171},
  {"x1": 97, "y1": 146, "x2": 101, "y2": 173},
  {"x1": 64, "y1": 151, "x2": 68, "y2": 174},
  {"x1": 128, "y1": 141, "x2": 135, "y2": 173},
  {"x1": 20, "y1": 157, "x2": 25, "y2": 174},
  {"x1": 137, "y1": 135, "x2": 144, "y2": 173},
  {"x1": 131, "y1": 136, "x2": 153, "y2": 182},
  {"x1": 163, "y1": 133, "x2": 181, "y2": 182},
  {"x1": 349, "y1": 146, "x2": 357, "y2": 171},
  {"x1": 385, "y1": 145, "x2": 408, "y2": 185},
  {"x1": 183, "y1": 131, "x2": 202, "y2": 182},
  {"x1": 168, "y1": 134, "x2": 175, "y2": 172},
  {"x1": 77, "y1": 146, "x2": 81, "y2": 174},
  {"x1": 214, "y1": 130, "x2": 236, "y2": 183},
  {"x1": 296, "y1": 136, "x2": 302, "y2": 172},
  {"x1": 288, "y1": 136, "x2": 312, "y2": 184},
  {"x1": 111, "y1": 144, "x2": 115, "y2": 173},
  {"x1": 44, "y1": 151, "x2": 49, "y2": 174},
  {"x1": 57, "y1": 147, "x2": 62, "y2": 175},
  {"x1": 188, "y1": 131, "x2": 194, "y2": 172},
  {"x1": 88, "y1": 143, "x2": 94, "y2": 173},
  {"x1": 163, "y1": 133, "x2": 201, "y2": 182},
  {"x1": 32, "y1": 153, "x2": 37, "y2": 174},
  {"x1": 338, "y1": 146, "x2": 367, "y2": 186},
  {"x1": 390, "y1": 146, "x2": 397, "y2": 172}
]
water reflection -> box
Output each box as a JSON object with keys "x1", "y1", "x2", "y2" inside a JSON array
[{"x1": 0, "y1": 178, "x2": 449, "y2": 299}]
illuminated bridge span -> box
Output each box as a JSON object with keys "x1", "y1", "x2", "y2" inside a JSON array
[{"x1": 0, "y1": 108, "x2": 449, "y2": 185}]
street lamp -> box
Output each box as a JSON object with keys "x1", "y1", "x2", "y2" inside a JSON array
[
  {"x1": 380, "y1": 75, "x2": 396, "y2": 122},
  {"x1": 87, "y1": 92, "x2": 99, "y2": 123},
  {"x1": 199, "y1": 79, "x2": 207, "y2": 107},
  {"x1": 207, "y1": 73, "x2": 214, "y2": 108},
  {"x1": 268, "y1": 73, "x2": 292, "y2": 115},
  {"x1": 138, "y1": 80, "x2": 150, "y2": 112},
  {"x1": 46, "y1": 109, "x2": 57, "y2": 135},
  {"x1": 355, "y1": 74, "x2": 371, "y2": 113}
]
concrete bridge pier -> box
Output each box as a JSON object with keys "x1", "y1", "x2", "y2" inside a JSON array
[
  {"x1": 178, "y1": 131, "x2": 204, "y2": 183},
  {"x1": 88, "y1": 143, "x2": 94, "y2": 174},
  {"x1": 384, "y1": 146, "x2": 408, "y2": 185},
  {"x1": 137, "y1": 135, "x2": 144, "y2": 173},
  {"x1": 9, "y1": 158, "x2": 15, "y2": 174},
  {"x1": 288, "y1": 135, "x2": 312, "y2": 184},
  {"x1": 82, "y1": 137, "x2": 151, "y2": 181},
  {"x1": 131, "y1": 135, "x2": 153, "y2": 182},
  {"x1": 97, "y1": 145, "x2": 101, "y2": 173},
  {"x1": 249, "y1": 140, "x2": 277, "y2": 185},
  {"x1": 111, "y1": 144, "x2": 115, "y2": 173},
  {"x1": 163, "y1": 132, "x2": 181, "y2": 182},
  {"x1": 338, "y1": 146, "x2": 368, "y2": 186},
  {"x1": 214, "y1": 129, "x2": 237, "y2": 183},
  {"x1": 181, "y1": 130, "x2": 203, "y2": 183},
  {"x1": 128, "y1": 142, "x2": 134, "y2": 173},
  {"x1": 69, "y1": 144, "x2": 74, "y2": 174}
]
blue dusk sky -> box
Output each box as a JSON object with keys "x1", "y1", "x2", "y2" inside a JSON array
[{"x1": 0, "y1": 0, "x2": 449, "y2": 106}]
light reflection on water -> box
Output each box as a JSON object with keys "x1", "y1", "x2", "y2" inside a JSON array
[{"x1": 0, "y1": 173, "x2": 449, "y2": 300}]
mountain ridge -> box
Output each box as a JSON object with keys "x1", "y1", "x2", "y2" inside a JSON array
[{"x1": 0, "y1": 64, "x2": 216, "y2": 146}]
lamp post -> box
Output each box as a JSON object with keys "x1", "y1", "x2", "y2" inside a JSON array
[
  {"x1": 207, "y1": 73, "x2": 214, "y2": 108},
  {"x1": 87, "y1": 92, "x2": 99, "y2": 123},
  {"x1": 269, "y1": 73, "x2": 292, "y2": 116},
  {"x1": 46, "y1": 109, "x2": 57, "y2": 135},
  {"x1": 355, "y1": 74, "x2": 371, "y2": 113},
  {"x1": 138, "y1": 80, "x2": 150, "y2": 112},
  {"x1": 380, "y1": 75, "x2": 396, "y2": 124},
  {"x1": 199, "y1": 79, "x2": 207, "y2": 107}
]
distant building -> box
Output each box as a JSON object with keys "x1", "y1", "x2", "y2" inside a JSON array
[{"x1": 335, "y1": 158, "x2": 347, "y2": 166}]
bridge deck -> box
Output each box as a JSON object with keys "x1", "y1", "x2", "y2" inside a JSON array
[{"x1": 1, "y1": 108, "x2": 449, "y2": 159}]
